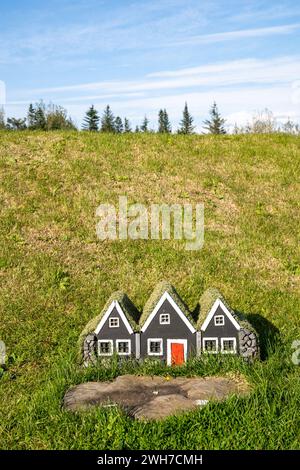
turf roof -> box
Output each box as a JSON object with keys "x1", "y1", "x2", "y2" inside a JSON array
[
  {"x1": 78, "y1": 290, "x2": 140, "y2": 352},
  {"x1": 139, "y1": 280, "x2": 196, "y2": 328},
  {"x1": 197, "y1": 287, "x2": 258, "y2": 334}
]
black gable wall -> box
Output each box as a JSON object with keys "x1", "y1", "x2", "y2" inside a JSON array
[
  {"x1": 96, "y1": 306, "x2": 136, "y2": 357},
  {"x1": 202, "y1": 305, "x2": 239, "y2": 352},
  {"x1": 141, "y1": 299, "x2": 196, "y2": 361}
]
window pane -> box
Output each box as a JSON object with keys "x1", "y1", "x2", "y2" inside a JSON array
[
  {"x1": 150, "y1": 341, "x2": 161, "y2": 353},
  {"x1": 100, "y1": 342, "x2": 111, "y2": 354},
  {"x1": 205, "y1": 340, "x2": 217, "y2": 351},
  {"x1": 223, "y1": 340, "x2": 234, "y2": 351},
  {"x1": 215, "y1": 316, "x2": 224, "y2": 325},
  {"x1": 160, "y1": 314, "x2": 170, "y2": 324},
  {"x1": 118, "y1": 341, "x2": 129, "y2": 353},
  {"x1": 109, "y1": 318, "x2": 119, "y2": 327}
]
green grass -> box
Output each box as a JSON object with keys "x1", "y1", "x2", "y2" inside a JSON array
[{"x1": 0, "y1": 130, "x2": 300, "y2": 449}]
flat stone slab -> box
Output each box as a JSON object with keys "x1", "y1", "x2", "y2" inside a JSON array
[{"x1": 64, "y1": 374, "x2": 250, "y2": 420}]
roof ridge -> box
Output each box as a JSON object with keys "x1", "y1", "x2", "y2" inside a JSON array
[{"x1": 139, "y1": 280, "x2": 195, "y2": 327}]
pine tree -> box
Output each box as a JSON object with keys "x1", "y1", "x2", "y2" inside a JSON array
[
  {"x1": 101, "y1": 105, "x2": 116, "y2": 133},
  {"x1": 140, "y1": 116, "x2": 149, "y2": 132},
  {"x1": 114, "y1": 116, "x2": 123, "y2": 133},
  {"x1": 0, "y1": 107, "x2": 5, "y2": 129},
  {"x1": 158, "y1": 109, "x2": 171, "y2": 133},
  {"x1": 124, "y1": 118, "x2": 132, "y2": 133},
  {"x1": 135, "y1": 125, "x2": 140, "y2": 133},
  {"x1": 178, "y1": 102, "x2": 195, "y2": 134},
  {"x1": 163, "y1": 109, "x2": 171, "y2": 133},
  {"x1": 158, "y1": 109, "x2": 164, "y2": 133},
  {"x1": 27, "y1": 103, "x2": 36, "y2": 129},
  {"x1": 35, "y1": 101, "x2": 47, "y2": 130},
  {"x1": 203, "y1": 102, "x2": 226, "y2": 134},
  {"x1": 82, "y1": 105, "x2": 100, "y2": 131}
]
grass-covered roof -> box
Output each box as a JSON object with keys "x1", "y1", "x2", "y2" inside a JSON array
[
  {"x1": 197, "y1": 287, "x2": 258, "y2": 335},
  {"x1": 139, "y1": 280, "x2": 196, "y2": 328},
  {"x1": 78, "y1": 291, "x2": 140, "y2": 352}
]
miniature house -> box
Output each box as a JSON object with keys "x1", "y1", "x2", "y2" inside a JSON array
[{"x1": 79, "y1": 282, "x2": 259, "y2": 366}]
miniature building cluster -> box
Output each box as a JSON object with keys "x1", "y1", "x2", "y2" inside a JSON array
[{"x1": 79, "y1": 282, "x2": 259, "y2": 366}]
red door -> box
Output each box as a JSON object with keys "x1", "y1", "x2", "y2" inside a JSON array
[{"x1": 171, "y1": 343, "x2": 185, "y2": 365}]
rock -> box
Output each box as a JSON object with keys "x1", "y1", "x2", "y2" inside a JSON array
[
  {"x1": 134, "y1": 394, "x2": 195, "y2": 420},
  {"x1": 64, "y1": 374, "x2": 250, "y2": 420}
]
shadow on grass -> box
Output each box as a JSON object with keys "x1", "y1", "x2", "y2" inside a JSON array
[{"x1": 238, "y1": 312, "x2": 281, "y2": 361}]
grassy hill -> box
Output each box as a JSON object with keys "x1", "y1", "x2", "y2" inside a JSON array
[{"x1": 0, "y1": 130, "x2": 299, "y2": 449}]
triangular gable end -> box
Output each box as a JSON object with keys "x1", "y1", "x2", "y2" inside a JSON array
[
  {"x1": 200, "y1": 298, "x2": 241, "y2": 331},
  {"x1": 94, "y1": 300, "x2": 134, "y2": 335},
  {"x1": 141, "y1": 291, "x2": 196, "y2": 333}
]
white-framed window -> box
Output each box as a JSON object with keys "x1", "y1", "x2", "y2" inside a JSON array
[
  {"x1": 98, "y1": 339, "x2": 113, "y2": 356},
  {"x1": 159, "y1": 313, "x2": 170, "y2": 325},
  {"x1": 203, "y1": 337, "x2": 218, "y2": 353},
  {"x1": 221, "y1": 337, "x2": 237, "y2": 354},
  {"x1": 214, "y1": 315, "x2": 225, "y2": 326},
  {"x1": 147, "y1": 338, "x2": 163, "y2": 356},
  {"x1": 116, "y1": 339, "x2": 131, "y2": 356},
  {"x1": 109, "y1": 317, "x2": 119, "y2": 328}
]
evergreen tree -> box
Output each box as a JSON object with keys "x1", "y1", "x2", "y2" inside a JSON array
[
  {"x1": 178, "y1": 102, "x2": 195, "y2": 134},
  {"x1": 100, "y1": 105, "x2": 116, "y2": 132},
  {"x1": 34, "y1": 101, "x2": 47, "y2": 130},
  {"x1": 124, "y1": 118, "x2": 132, "y2": 133},
  {"x1": 114, "y1": 116, "x2": 123, "y2": 133},
  {"x1": 158, "y1": 109, "x2": 171, "y2": 133},
  {"x1": 82, "y1": 105, "x2": 99, "y2": 131},
  {"x1": 135, "y1": 125, "x2": 140, "y2": 133},
  {"x1": 140, "y1": 115, "x2": 149, "y2": 132},
  {"x1": 27, "y1": 103, "x2": 36, "y2": 129},
  {"x1": 163, "y1": 109, "x2": 171, "y2": 133},
  {"x1": 6, "y1": 117, "x2": 27, "y2": 130},
  {"x1": 158, "y1": 109, "x2": 164, "y2": 133},
  {"x1": 203, "y1": 102, "x2": 226, "y2": 134},
  {"x1": 0, "y1": 107, "x2": 5, "y2": 129}
]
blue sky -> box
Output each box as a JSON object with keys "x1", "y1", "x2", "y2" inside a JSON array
[{"x1": 1, "y1": 0, "x2": 300, "y2": 130}]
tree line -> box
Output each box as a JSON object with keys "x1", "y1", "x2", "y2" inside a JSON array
[
  {"x1": 0, "y1": 100, "x2": 299, "y2": 135},
  {"x1": 0, "y1": 101, "x2": 76, "y2": 131},
  {"x1": 82, "y1": 101, "x2": 225, "y2": 134}
]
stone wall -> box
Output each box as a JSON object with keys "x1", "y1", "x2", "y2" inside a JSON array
[
  {"x1": 239, "y1": 328, "x2": 259, "y2": 360},
  {"x1": 83, "y1": 333, "x2": 97, "y2": 366}
]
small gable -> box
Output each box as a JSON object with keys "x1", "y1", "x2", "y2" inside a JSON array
[
  {"x1": 141, "y1": 285, "x2": 196, "y2": 333},
  {"x1": 201, "y1": 300, "x2": 240, "y2": 331},
  {"x1": 95, "y1": 300, "x2": 135, "y2": 335},
  {"x1": 78, "y1": 291, "x2": 139, "y2": 353}
]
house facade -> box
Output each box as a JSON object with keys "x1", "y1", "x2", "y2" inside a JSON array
[
  {"x1": 140, "y1": 291, "x2": 198, "y2": 365},
  {"x1": 94, "y1": 300, "x2": 137, "y2": 359},
  {"x1": 200, "y1": 300, "x2": 240, "y2": 354},
  {"x1": 80, "y1": 282, "x2": 259, "y2": 365}
]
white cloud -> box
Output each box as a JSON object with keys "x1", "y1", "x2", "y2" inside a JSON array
[
  {"x1": 5, "y1": 55, "x2": 300, "y2": 129},
  {"x1": 166, "y1": 22, "x2": 300, "y2": 46},
  {"x1": 27, "y1": 55, "x2": 300, "y2": 97}
]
